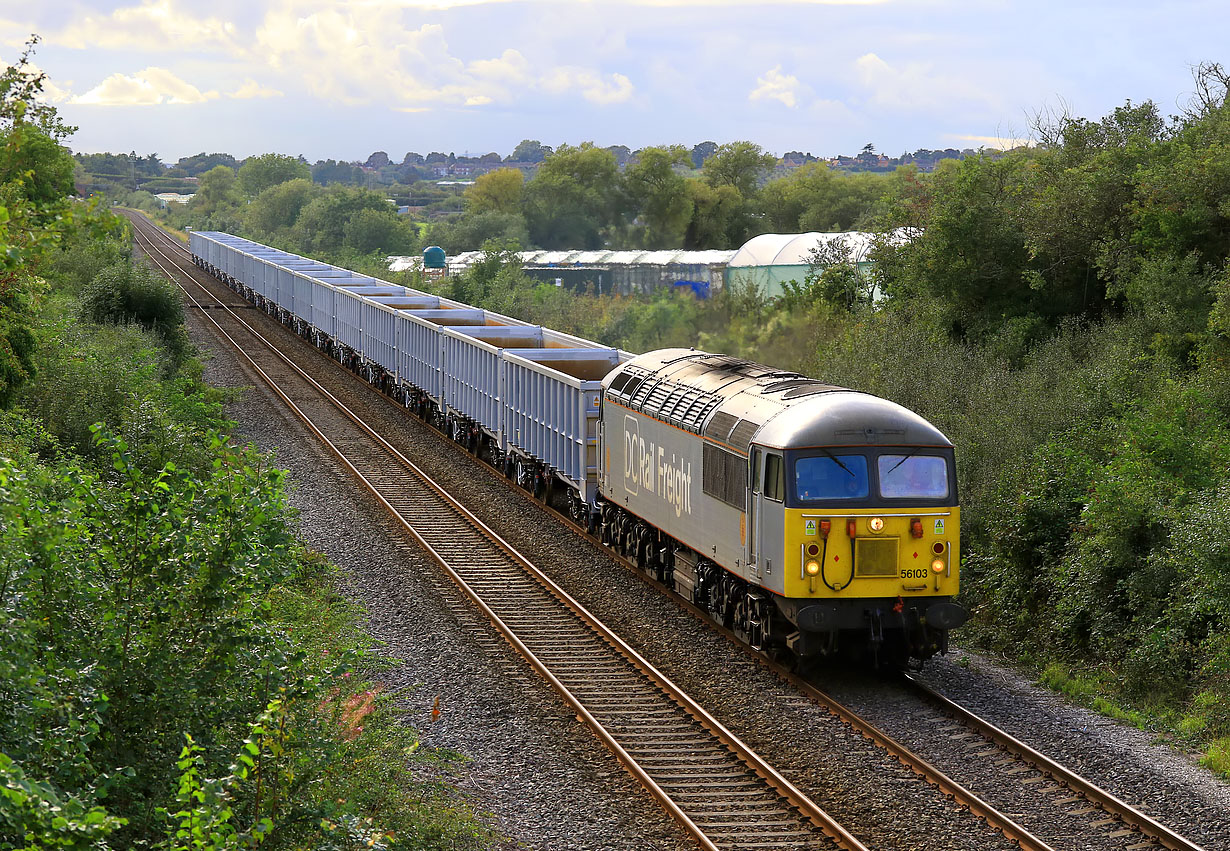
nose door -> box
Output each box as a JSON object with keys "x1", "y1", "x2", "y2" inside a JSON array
[
  {"x1": 746, "y1": 447, "x2": 762, "y2": 579},
  {"x1": 759, "y1": 451, "x2": 786, "y2": 584},
  {"x1": 747, "y1": 448, "x2": 786, "y2": 585}
]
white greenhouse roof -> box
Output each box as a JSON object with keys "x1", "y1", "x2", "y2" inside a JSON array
[
  {"x1": 728, "y1": 231, "x2": 879, "y2": 267},
  {"x1": 391, "y1": 248, "x2": 738, "y2": 274}
]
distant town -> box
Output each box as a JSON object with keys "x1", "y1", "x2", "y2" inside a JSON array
[{"x1": 73, "y1": 140, "x2": 999, "y2": 205}]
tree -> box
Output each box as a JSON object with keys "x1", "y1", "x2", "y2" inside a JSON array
[
  {"x1": 683, "y1": 178, "x2": 743, "y2": 249},
  {"x1": 605, "y1": 145, "x2": 632, "y2": 167},
  {"x1": 236, "y1": 153, "x2": 310, "y2": 197},
  {"x1": 464, "y1": 167, "x2": 524, "y2": 215},
  {"x1": 342, "y1": 206, "x2": 415, "y2": 254},
  {"x1": 507, "y1": 139, "x2": 551, "y2": 163},
  {"x1": 243, "y1": 178, "x2": 321, "y2": 238},
  {"x1": 0, "y1": 36, "x2": 77, "y2": 406},
  {"x1": 0, "y1": 124, "x2": 75, "y2": 207},
  {"x1": 522, "y1": 143, "x2": 619, "y2": 249},
  {"x1": 429, "y1": 210, "x2": 530, "y2": 253},
  {"x1": 174, "y1": 152, "x2": 238, "y2": 176},
  {"x1": 291, "y1": 186, "x2": 401, "y2": 255},
  {"x1": 691, "y1": 141, "x2": 718, "y2": 170},
  {"x1": 189, "y1": 165, "x2": 241, "y2": 215},
  {"x1": 759, "y1": 162, "x2": 888, "y2": 233},
  {"x1": 702, "y1": 141, "x2": 777, "y2": 198},
  {"x1": 311, "y1": 158, "x2": 363, "y2": 185},
  {"x1": 0, "y1": 35, "x2": 75, "y2": 141},
  {"x1": 622, "y1": 145, "x2": 693, "y2": 248},
  {"x1": 364, "y1": 150, "x2": 390, "y2": 169}
]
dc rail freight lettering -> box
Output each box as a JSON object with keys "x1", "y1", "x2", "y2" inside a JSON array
[{"x1": 190, "y1": 231, "x2": 970, "y2": 664}]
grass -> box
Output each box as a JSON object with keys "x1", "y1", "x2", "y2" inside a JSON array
[
  {"x1": 1038, "y1": 662, "x2": 1154, "y2": 730},
  {"x1": 1201, "y1": 738, "x2": 1230, "y2": 775},
  {"x1": 265, "y1": 548, "x2": 502, "y2": 849},
  {"x1": 1036, "y1": 661, "x2": 1230, "y2": 778}
]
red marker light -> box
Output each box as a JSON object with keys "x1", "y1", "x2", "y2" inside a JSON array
[
  {"x1": 846, "y1": 518, "x2": 857, "y2": 538},
  {"x1": 910, "y1": 518, "x2": 924, "y2": 538}
]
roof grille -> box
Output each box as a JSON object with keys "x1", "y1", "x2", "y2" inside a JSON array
[
  {"x1": 606, "y1": 368, "x2": 723, "y2": 435},
  {"x1": 782, "y1": 384, "x2": 840, "y2": 400}
]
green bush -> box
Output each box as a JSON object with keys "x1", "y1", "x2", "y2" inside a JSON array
[
  {"x1": 81, "y1": 260, "x2": 184, "y2": 339},
  {"x1": 19, "y1": 298, "x2": 223, "y2": 467}
]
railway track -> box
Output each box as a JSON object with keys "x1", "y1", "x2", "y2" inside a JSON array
[
  {"x1": 127, "y1": 214, "x2": 1210, "y2": 851},
  {"x1": 127, "y1": 215, "x2": 856, "y2": 851},
  {"x1": 895, "y1": 674, "x2": 1210, "y2": 851}
]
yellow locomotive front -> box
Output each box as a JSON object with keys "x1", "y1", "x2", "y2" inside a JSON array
[{"x1": 749, "y1": 400, "x2": 968, "y2": 664}]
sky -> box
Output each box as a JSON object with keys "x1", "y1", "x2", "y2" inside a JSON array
[{"x1": 2, "y1": 0, "x2": 1225, "y2": 163}]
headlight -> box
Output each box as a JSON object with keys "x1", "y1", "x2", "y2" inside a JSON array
[
  {"x1": 868, "y1": 517, "x2": 885, "y2": 533},
  {"x1": 931, "y1": 558, "x2": 946, "y2": 574},
  {"x1": 805, "y1": 560, "x2": 821, "y2": 576}
]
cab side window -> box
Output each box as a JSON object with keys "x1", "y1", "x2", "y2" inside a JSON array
[{"x1": 764, "y1": 453, "x2": 785, "y2": 502}]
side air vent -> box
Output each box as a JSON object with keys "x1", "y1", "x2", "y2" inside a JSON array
[
  {"x1": 702, "y1": 444, "x2": 747, "y2": 508},
  {"x1": 704, "y1": 410, "x2": 739, "y2": 443},
  {"x1": 728, "y1": 418, "x2": 762, "y2": 450}
]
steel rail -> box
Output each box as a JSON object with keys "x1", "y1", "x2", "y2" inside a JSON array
[
  {"x1": 902, "y1": 673, "x2": 1209, "y2": 851},
  {"x1": 128, "y1": 214, "x2": 861, "y2": 851}
]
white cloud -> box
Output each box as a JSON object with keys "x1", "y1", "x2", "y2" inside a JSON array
[
  {"x1": 229, "y1": 78, "x2": 283, "y2": 99},
  {"x1": 350, "y1": 0, "x2": 888, "y2": 5},
  {"x1": 749, "y1": 65, "x2": 801, "y2": 108},
  {"x1": 51, "y1": 0, "x2": 239, "y2": 53},
  {"x1": 542, "y1": 68, "x2": 634, "y2": 104},
  {"x1": 618, "y1": 0, "x2": 889, "y2": 4},
  {"x1": 809, "y1": 97, "x2": 859, "y2": 124},
  {"x1": 468, "y1": 49, "x2": 535, "y2": 87},
  {"x1": 72, "y1": 67, "x2": 219, "y2": 106},
  {"x1": 27, "y1": 0, "x2": 639, "y2": 114},
  {"x1": 853, "y1": 52, "x2": 1000, "y2": 112},
  {"x1": 253, "y1": 2, "x2": 633, "y2": 109},
  {"x1": 0, "y1": 17, "x2": 32, "y2": 49}
]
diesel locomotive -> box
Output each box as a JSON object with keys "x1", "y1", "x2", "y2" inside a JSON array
[{"x1": 596, "y1": 349, "x2": 968, "y2": 664}]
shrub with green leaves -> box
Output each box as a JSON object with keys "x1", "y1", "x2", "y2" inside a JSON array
[{"x1": 80, "y1": 259, "x2": 187, "y2": 360}]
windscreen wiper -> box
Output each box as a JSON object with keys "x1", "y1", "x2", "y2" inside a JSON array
[
  {"x1": 821, "y1": 448, "x2": 856, "y2": 477},
  {"x1": 884, "y1": 447, "x2": 920, "y2": 477}
]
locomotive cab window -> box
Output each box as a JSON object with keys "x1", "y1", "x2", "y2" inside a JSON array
[
  {"x1": 794, "y1": 454, "x2": 869, "y2": 501},
  {"x1": 878, "y1": 454, "x2": 949, "y2": 500},
  {"x1": 764, "y1": 453, "x2": 785, "y2": 502}
]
